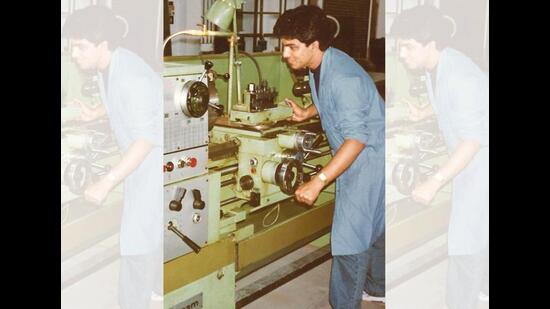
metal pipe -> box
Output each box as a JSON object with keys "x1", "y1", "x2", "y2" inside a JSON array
[
  {"x1": 305, "y1": 149, "x2": 322, "y2": 154},
  {"x1": 202, "y1": 0, "x2": 206, "y2": 45},
  {"x1": 221, "y1": 197, "x2": 242, "y2": 207},
  {"x1": 221, "y1": 177, "x2": 237, "y2": 187},
  {"x1": 233, "y1": 11, "x2": 243, "y2": 105},
  {"x1": 305, "y1": 150, "x2": 332, "y2": 161},
  {"x1": 366, "y1": 0, "x2": 374, "y2": 59},
  {"x1": 163, "y1": 30, "x2": 233, "y2": 50},
  {"x1": 302, "y1": 162, "x2": 318, "y2": 170},
  {"x1": 235, "y1": 60, "x2": 243, "y2": 106},
  {"x1": 218, "y1": 164, "x2": 239, "y2": 176},
  {"x1": 227, "y1": 34, "x2": 235, "y2": 117}
]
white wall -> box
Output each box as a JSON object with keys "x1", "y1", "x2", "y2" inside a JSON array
[
  {"x1": 169, "y1": 0, "x2": 308, "y2": 55},
  {"x1": 376, "y1": 0, "x2": 385, "y2": 39},
  {"x1": 169, "y1": 0, "x2": 203, "y2": 56}
]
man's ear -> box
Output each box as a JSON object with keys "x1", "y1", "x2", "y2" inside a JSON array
[
  {"x1": 311, "y1": 40, "x2": 320, "y2": 51},
  {"x1": 98, "y1": 40, "x2": 110, "y2": 52},
  {"x1": 426, "y1": 40, "x2": 437, "y2": 51}
]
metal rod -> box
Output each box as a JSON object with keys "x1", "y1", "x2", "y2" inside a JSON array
[
  {"x1": 417, "y1": 163, "x2": 435, "y2": 170},
  {"x1": 201, "y1": 0, "x2": 210, "y2": 44},
  {"x1": 233, "y1": 11, "x2": 243, "y2": 105},
  {"x1": 167, "y1": 222, "x2": 201, "y2": 254},
  {"x1": 218, "y1": 164, "x2": 239, "y2": 176},
  {"x1": 221, "y1": 177, "x2": 237, "y2": 187},
  {"x1": 366, "y1": 0, "x2": 374, "y2": 59},
  {"x1": 301, "y1": 162, "x2": 318, "y2": 170},
  {"x1": 163, "y1": 30, "x2": 232, "y2": 50},
  {"x1": 221, "y1": 197, "x2": 242, "y2": 207},
  {"x1": 304, "y1": 150, "x2": 332, "y2": 161},
  {"x1": 228, "y1": 34, "x2": 235, "y2": 117},
  {"x1": 305, "y1": 149, "x2": 322, "y2": 154}
]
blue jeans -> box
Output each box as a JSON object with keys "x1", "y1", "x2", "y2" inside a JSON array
[
  {"x1": 329, "y1": 233, "x2": 385, "y2": 309},
  {"x1": 446, "y1": 245, "x2": 489, "y2": 309},
  {"x1": 118, "y1": 250, "x2": 162, "y2": 309}
]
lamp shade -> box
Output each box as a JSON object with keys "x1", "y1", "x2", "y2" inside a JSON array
[{"x1": 205, "y1": 0, "x2": 236, "y2": 30}]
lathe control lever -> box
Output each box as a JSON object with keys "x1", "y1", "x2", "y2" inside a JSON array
[
  {"x1": 169, "y1": 187, "x2": 186, "y2": 211},
  {"x1": 192, "y1": 189, "x2": 205, "y2": 209},
  {"x1": 167, "y1": 221, "x2": 201, "y2": 254}
]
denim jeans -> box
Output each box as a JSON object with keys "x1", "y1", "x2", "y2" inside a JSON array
[
  {"x1": 118, "y1": 250, "x2": 162, "y2": 309},
  {"x1": 446, "y1": 245, "x2": 489, "y2": 309},
  {"x1": 329, "y1": 233, "x2": 385, "y2": 309}
]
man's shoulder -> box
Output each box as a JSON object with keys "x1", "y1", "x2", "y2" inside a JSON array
[
  {"x1": 112, "y1": 48, "x2": 156, "y2": 75},
  {"x1": 111, "y1": 48, "x2": 160, "y2": 84},
  {"x1": 441, "y1": 48, "x2": 487, "y2": 79},
  {"x1": 327, "y1": 47, "x2": 355, "y2": 66},
  {"x1": 327, "y1": 48, "x2": 371, "y2": 78}
]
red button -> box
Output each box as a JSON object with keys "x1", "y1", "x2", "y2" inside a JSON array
[
  {"x1": 165, "y1": 161, "x2": 174, "y2": 172},
  {"x1": 189, "y1": 157, "x2": 197, "y2": 168}
]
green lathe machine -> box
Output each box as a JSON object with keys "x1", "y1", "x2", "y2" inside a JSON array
[{"x1": 163, "y1": 53, "x2": 336, "y2": 309}]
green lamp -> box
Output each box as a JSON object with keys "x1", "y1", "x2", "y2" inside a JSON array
[
  {"x1": 204, "y1": 0, "x2": 244, "y2": 115},
  {"x1": 205, "y1": 0, "x2": 243, "y2": 31}
]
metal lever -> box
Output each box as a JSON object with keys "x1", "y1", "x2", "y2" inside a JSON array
[
  {"x1": 169, "y1": 187, "x2": 186, "y2": 211},
  {"x1": 303, "y1": 148, "x2": 322, "y2": 161},
  {"x1": 198, "y1": 61, "x2": 214, "y2": 82},
  {"x1": 209, "y1": 103, "x2": 224, "y2": 112},
  {"x1": 302, "y1": 162, "x2": 322, "y2": 172},
  {"x1": 167, "y1": 221, "x2": 201, "y2": 254},
  {"x1": 303, "y1": 135, "x2": 324, "y2": 160},
  {"x1": 192, "y1": 189, "x2": 206, "y2": 209}
]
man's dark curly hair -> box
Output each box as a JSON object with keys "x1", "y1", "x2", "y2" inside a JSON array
[
  {"x1": 62, "y1": 5, "x2": 126, "y2": 49},
  {"x1": 273, "y1": 5, "x2": 337, "y2": 51},
  {"x1": 390, "y1": 5, "x2": 454, "y2": 50}
]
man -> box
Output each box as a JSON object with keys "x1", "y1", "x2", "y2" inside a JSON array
[
  {"x1": 62, "y1": 6, "x2": 163, "y2": 309},
  {"x1": 390, "y1": 5, "x2": 489, "y2": 309},
  {"x1": 273, "y1": 5, "x2": 385, "y2": 308}
]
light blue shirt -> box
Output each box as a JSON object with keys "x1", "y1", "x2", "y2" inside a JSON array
[
  {"x1": 99, "y1": 48, "x2": 163, "y2": 256},
  {"x1": 426, "y1": 47, "x2": 489, "y2": 255},
  {"x1": 309, "y1": 47, "x2": 385, "y2": 255}
]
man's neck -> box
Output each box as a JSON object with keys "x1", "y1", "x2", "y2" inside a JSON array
[
  {"x1": 98, "y1": 49, "x2": 113, "y2": 72},
  {"x1": 425, "y1": 48, "x2": 441, "y2": 71},
  {"x1": 309, "y1": 50, "x2": 324, "y2": 71}
]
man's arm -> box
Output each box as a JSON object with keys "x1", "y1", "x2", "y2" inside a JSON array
[
  {"x1": 411, "y1": 139, "x2": 480, "y2": 204},
  {"x1": 413, "y1": 71, "x2": 488, "y2": 204},
  {"x1": 285, "y1": 98, "x2": 318, "y2": 122},
  {"x1": 84, "y1": 139, "x2": 153, "y2": 204},
  {"x1": 295, "y1": 139, "x2": 364, "y2": 205}
]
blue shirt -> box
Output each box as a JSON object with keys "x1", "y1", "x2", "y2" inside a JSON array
[
  {"x1": 309, "y1": 47, "x2": 385, "y2": 255},
  {"x1": 99, "y1": 48, "x2": 163, "y2": 255},
  {"x1": 425, "y1": 47, "x2": 489, "y2": 255}
]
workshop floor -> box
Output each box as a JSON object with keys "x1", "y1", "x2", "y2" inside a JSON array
[
  {"x1": 62, "y1": 236, "x2": 488, "y2": 309},
  {"x1": 386, "y1": 234, "x2": 490, "y2": 309},
  {"x1": 238, "y1": 244, "x2": 384, "y2": 309}
]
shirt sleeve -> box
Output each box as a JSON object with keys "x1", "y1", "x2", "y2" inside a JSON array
[
  {"x1": 120, "y1": 74, "x2": 163, "y2": 147},
  {"x1": 448, "y1": 73, "x2": 489, "y2": 146},
  {"x1": 331, "y1": 74, "x2": 385, "y2": 146}
]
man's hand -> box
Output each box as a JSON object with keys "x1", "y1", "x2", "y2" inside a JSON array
[
  {"x1": 76, "y1": 98, "x2": 106, "y2": 122},
  {"x1": 411, "y1": 177, "x2": 443, "y2": 205},
  {"x1": 294, "y1": 176, "x2": 324, "y2": 206},
  {"x1": 285, "y1": 98, "x2": 312, "y2": 122},
  {"x1": 83, "y1": 176, "x2": 117, "y2": 205}
]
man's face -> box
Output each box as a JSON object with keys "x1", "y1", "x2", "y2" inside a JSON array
[
  {"x1": 281, "y1": 38, "x2": 317, "y2": 70},
  {"x1": 398, "y1": 38, "x2": 431, "y2": 71},
  {"x1": 70, "y1": 38, "x2": 104, "y2": 71}
]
